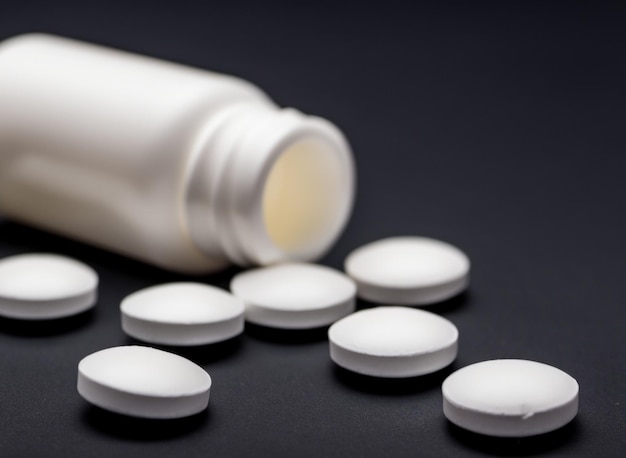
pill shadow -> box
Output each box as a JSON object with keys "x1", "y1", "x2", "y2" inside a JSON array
[
  {"x1": 124, "y1": 335, "x2": 243, "y2": 365},
  {"x1": 446, "y1": 419, "x2": 579, "y2": 456},
  {"x1": 332, "y1": 363, "x2": 454, "y2": 396},
  {"x1": 245, "y1": 322, "x2": 329, "y2": 344},
  {"x1": 421, "y1": 291, "x2": 471, "y2": 314},
  {"x1": 356, "y1": 292, "x2": 470, "y2": 314},
  {"x1": 0, "y1": 309, "x2": 95, "y2": 336},
  {"x1": 82, "y1": 404, "x2": 208, "y2": 441}
]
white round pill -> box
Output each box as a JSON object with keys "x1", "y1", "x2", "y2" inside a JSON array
[
  {"x1": 77, "y1": 346, "x2": 212, "y2": 419},
  {"x1": 344, "y1": 237, "x2": 470, "y2": 305},
  {"x1": 442, "y1": 359, "x2": 579, "y2": 437},
  {"x1": 121, "y1": 282, "x2": 245, "y2": 346},
  {"x1": 0, "y1": 253, "x2": 98, "y2": 319},
  {"x1": 328, "y1": 306, "x2": 458, "y2": 377},
  {"x1": 230, "y1": 263, "x2": 356, "y2": 329}
]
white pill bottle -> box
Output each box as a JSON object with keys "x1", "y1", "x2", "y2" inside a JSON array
[{"x1": 0, "y1": 34, "x2": 355, "y2": 273}]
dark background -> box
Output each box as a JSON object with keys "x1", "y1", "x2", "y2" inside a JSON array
[{"x1": 0, "y1": 1, "x2": 624, "y2": 456}]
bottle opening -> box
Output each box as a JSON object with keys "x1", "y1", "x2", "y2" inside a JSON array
[
  {"x1": 189, "y1": 107, "x2": 355, "y2": 267},
  {"x1": 262, "y1": 137, "x2": 350, "y2": 260}
]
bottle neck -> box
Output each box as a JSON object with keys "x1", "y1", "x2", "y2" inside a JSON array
[{"x1": 186, "y1": 104, "x2": 355, "y2": 266}]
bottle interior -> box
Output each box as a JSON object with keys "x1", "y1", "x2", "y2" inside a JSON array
[{"x1": 262, "y1": 138, "x2": 348, "y2": 259}]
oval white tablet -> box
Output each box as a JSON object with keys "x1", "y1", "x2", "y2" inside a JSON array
[
  {"x1": 344, "y1": 237, "x2": 469, "y2": 305},
  {"x1": 0, "y1": 253, "x2": 98, "y2": 319},
  {"x1": 121, "y1": 282, "x2": 245, "y2": 346},
  {"x1": 328, "y1": 306, "x2": 458, "y2": 377},
  {"x1": 442, "y1": 359, "x2": 579, "y2": 437},
  {"x1": 230, "y1": 263, "x2": 356, "y2": 329},
  {"x1": 77, "y1": 346, "x2": 212, "y2": 419}
]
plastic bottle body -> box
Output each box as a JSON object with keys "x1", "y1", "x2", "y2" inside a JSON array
[{"x1": 0, "y1": 35, "x2": 355, "y2": 273}]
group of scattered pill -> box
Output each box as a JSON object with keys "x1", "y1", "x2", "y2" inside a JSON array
[{"x1": 0, "y1": 236, "x2": 579, "y2": 439}]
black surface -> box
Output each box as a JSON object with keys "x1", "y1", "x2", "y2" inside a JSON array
[{"x1": 1, "y1": 1, "x2": 625, "y2": 457}]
